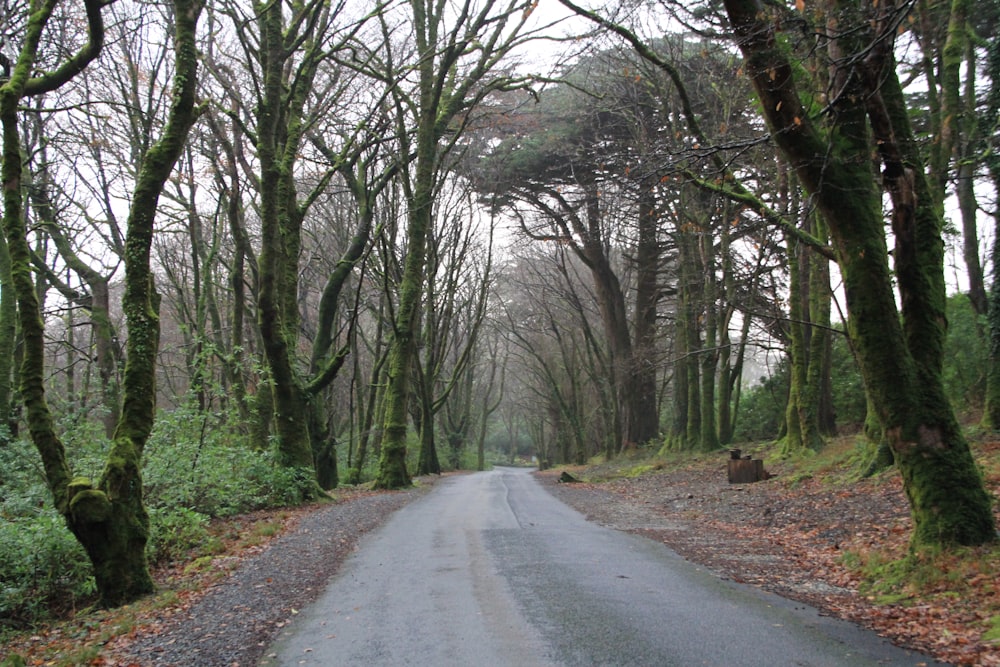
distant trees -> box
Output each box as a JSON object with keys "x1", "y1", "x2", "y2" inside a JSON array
[
  {"x1": 370, "y1": 0, "x2": 537, "y2": 489},
  {"x1": 474, "y1": 57, "x2": 665, "y2": 453},
  {"x1": 471, "y1": 33, "x2": 788, "y2": 458}
]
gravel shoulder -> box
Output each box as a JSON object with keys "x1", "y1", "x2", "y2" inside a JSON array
[{"x1": 107, "y1": 484, "x2": 434, "y2": 667}]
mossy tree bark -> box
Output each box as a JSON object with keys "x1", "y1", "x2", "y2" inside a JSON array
[
  {"x1": 982, "y1": 35, "x2": 1000, "y2": 429},
  {"x1": 938, "y1": 0, "x2": 987, "y2": 316},
  {"x1": 253, "y1": 0, "x2": 317, "y2": 487},
  {"x1": 2, "y1": 0, "x2": 202, "y2": 605},
  {"x1": 724, "y1": 0, "x2": 995, "y2": 548},
  {"x1": 90, "y1": 0, "x2": 202, "y2": 605},
  {"x1": 781, "y1": 231, "x2": 808, "y2": 455},
  {"x1": 808, "y1": 222, "x2": 836, "y2": 438},
  {"x1": 373, "y1": 0, "x2": 535, "y2": 488},
  {"x1": 248, "y1": 1, "x2": 388, "y2": 493},
  {"x1": 0, "y1": 231, "x2": 14, "y2": 438}
]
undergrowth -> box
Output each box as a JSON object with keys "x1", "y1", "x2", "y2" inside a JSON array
[{"x1": 0, "y1": 407, "x2": 309, "y2": 633}]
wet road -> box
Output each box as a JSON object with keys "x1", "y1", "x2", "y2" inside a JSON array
[{"x1": 262, "y1": 467, "x2": 936, "y2": 666}]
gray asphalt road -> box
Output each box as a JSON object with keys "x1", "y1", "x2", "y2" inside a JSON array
[{"x1": 262, "y1": 467, "x2": 939, "y2": 666}]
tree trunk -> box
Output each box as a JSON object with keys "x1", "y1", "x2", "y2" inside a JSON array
[
  {"x1": 680, "y1": 231, "x2": 702, "y2": 448},
  {"x1": 807, "y1": 226, "x2": 836, "y2": 438},
  {"x1": 977, "y1": 29, "x2": 1000, "y2": 428},
  {"x1": 781, "y1": 220, "x2": 826, "y2": 456},
  {"x1": 3, "y1": 0, "x2": 202, "y2": 606},
  {"x1": 724, "y1": 0, "x2": 995, "y2": 547},
  {"x1": 983, "y1": 183, "x2": 1000, "y2": 428},
  {"x1": 0, "y1": 231, "x2": 14, "y2": 437},
  {"x1": 698, "y1": 225, "x2": 719, "y2": 451},
  {"x1": 372, "y1": 177, "x2": 426, "y2": 487},
  {"x1": 415, "y1": 366, "x2": 441, "y2": 476},
  {"x1": 631, "y1": 188, "x2": 661, "y2": 447}
]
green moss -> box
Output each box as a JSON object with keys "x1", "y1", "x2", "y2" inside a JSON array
[
  {"x1": 983, "y1": 616, "x2": 1000, "y2": 643},
  {"x1": 68, "y1": 476, "x2": 94, "y2": 496},
  {"x1": 623, "y1": 463, "x2": 663, "y2": 478},
  {"x1": 69, "y1": 489, "x2": 112, "y2": 523}
]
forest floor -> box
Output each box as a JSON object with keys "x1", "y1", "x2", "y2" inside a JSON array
[{"x1": 4, "y1": 437, "x2": 1000, "y2": 666}]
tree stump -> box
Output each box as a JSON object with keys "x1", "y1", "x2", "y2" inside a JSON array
[{"x1": 727, "y1": 458, "x2": 767, "y2": 484}]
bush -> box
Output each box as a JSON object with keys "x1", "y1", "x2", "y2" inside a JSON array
[
  {"x1": 146, "y1": 506, "x2": 211, "y2": 566},
  {"x1": 733, "y1": 364, "x2": 788, "y2": 442},
  {"x1": 0, "y1": 512, "x2": 95, "y2": 628},
  {"x1": 0, "y1": 404, "x2": 321, "y2": 632},
  {"x1": 143, "y1": 407, "x2": 307, "y2": 517}
]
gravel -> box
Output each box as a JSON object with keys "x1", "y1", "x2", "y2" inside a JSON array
[{"x1": 116, "y1": 488, "x2": 426, "y2": 667}]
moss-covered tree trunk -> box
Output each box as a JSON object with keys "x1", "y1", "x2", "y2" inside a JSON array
[
  {"x1": 373, "y1": 0, "x2": 532, "y2": 488},
  {"x1": 983, "y1": 33, "x2": 1000, "y2": 426},
  {"x1": 3, "y1": 0, "x2": 202, "y2": 605},
  {"x1": 808, "y1": 235, "x2": 836, "y2": 438},
  {"x1": 0, "y1": 231, "x2": 14, "y2": 437},
  {"x1": 251, "y1": 0, "x2": 382, "y2": 493},
  {"x1": 781, "y1": 232, "x2": 807, "y2": 455},
  {"x1": 724, "y1": 0, "x2": 995, "y2": 548},
  {"x1": 372, "y1": 147, "x2": 428, "y2": 487},
  {"x1": 253, "y1": 0, "x2": 314, "y2": 486},
  {"x1": 780, "y1": 223, "x2": 825, "y2": 456}
]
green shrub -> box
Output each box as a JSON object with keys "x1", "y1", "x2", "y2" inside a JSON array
[
  {"x1": 143, "y1": 407, "x2": 307, "y2": 516},
  {"x1": 0, "y1": 512, "x2": 95, "y2": 628},
  {"x1": 0, "y1": 403, "x2": 324, "y2": 632},
  {"x1": 146, "y1": 506, "x2": 211, "y2": 565}
]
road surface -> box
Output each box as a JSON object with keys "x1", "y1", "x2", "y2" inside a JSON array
[{"x1": 262, "y1": 467, "x2": 936, "y2": 666}]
